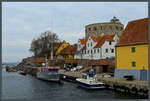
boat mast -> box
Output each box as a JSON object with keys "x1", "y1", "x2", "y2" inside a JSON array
[{"x1": 50, "y1": 16, "x2": 54, "y2": 60}]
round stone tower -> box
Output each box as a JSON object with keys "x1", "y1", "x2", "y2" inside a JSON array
[{"x1": 85, "y1": 16, "x2": 124, "y2": 39}]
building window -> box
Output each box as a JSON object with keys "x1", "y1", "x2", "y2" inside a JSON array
[
  {"x1": 85, "y1": 50, "x2": 86, "y2": 54},
  {"x1": 88, "y1": 28, "x2": 91, "y2": 31},
  {"x1": 88, "y1": 43, "x2": 89, "y2": 47},
  {"x1": 97, "y1": 49, "x2": 99, "y2": 53},
  {"x1": 78, "y1": 44, "x2": 80, "y2": 48},
  {"x1": 131, "y1": 47, "x2": 136, "y2": 53},
  {"x1": 109, "y1": 26, "x2": 112, "y2": 30},
  {"x1": 94, "y1": 49, "x2": 96, "y2": 53},
  {"x1": 120, "y1": 27, "x2": 123, "y2": 31},
  {"x1": 88, "y1": 50, "x2": 89, "y2": 54},
  {"x1": 100, "y1": 26, "x2": 104, "y2": 30},
  {"x1": 116, "y1": 26, "x2": 118, "y2": 30},
  {"x1": 91, "y1": 50, "x2": 92, "y2": 54},
  {"x1": 91, "y1": 43, "x2": 92, "y2": 46},
  {"x1": 106, "y1": 49, "x2": 108, "y2": 53},
  {"x1": 109, "y1": 41, "x2": 112, "y2": 45},
  {"x1": 94, "y1": 27, "x2": 97, "y2": 30},
  {"x1": 111, "y1": 49, "x2": 114, "y2": 53},
  {"x1": 132, "y1": 61, "x2": 136, "y2": 67}
]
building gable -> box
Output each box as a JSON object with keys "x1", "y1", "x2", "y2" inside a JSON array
[{"x1": 116, "y1": 18, "x2": 148, "y2": 46}]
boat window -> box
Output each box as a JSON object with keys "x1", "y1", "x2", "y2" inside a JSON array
[
  {"x1": 82, "y1": 74, "x2": 87, "y2": 79},
  {"x1": 48, "y1": 69, "x2": 58, "y2": 73}
]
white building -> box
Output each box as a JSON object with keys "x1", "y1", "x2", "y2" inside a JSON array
[
  {"x1": 74, "y1": 34, "x2": 119, "y2": 60},
  {"x1": 74, "y1": 38, "x2": 87, "y2": 59}
]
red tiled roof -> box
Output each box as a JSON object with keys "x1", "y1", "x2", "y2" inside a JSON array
[
  {"x1": 91, "y1": 60, "x2": 108, "y2": 66},
  {"x1": 32, "y1": 58, "x2": 45, "y2": 63},
  {"x1": 94, "y1": 34, "x2": 115, "y2": 48},
  {"x1": 79, "y1": 38, "x2": 87, "y2": 50},
  {"x1": 116, "y1": 18, "x2": 148, "y2": 46},
  {"x1": 91, "y1": 36, "x2": 102, "y2": 42},
  {"x1": 79, "y1": 39, "x2": 87, "y2": 45},
  {"x1": 65, "y1": 60, "x2": 78, "y2": 64},
  {"x1": 61, "y1": 45, "x2": 77, "y2": 55}
]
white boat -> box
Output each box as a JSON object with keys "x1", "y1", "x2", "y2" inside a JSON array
[
  {"x1": 76, "y1": 73, "x2": 105, "y2": 89},
  {"x1": 36, "y1": 66, "x2": 60, "y2": 82}
]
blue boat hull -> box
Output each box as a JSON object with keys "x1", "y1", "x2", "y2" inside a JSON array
[{"x1": 76, "y1": 80, "x2": 105, "y2": 89}]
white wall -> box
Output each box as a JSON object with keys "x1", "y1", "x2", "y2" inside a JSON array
[{"x1": 74, "y1": 34, "x2": 119, "y2": 60}]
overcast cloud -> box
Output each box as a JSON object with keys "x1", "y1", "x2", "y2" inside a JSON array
[{"x1": 2, "y1": 2, "x2": 148, "y2": 63}]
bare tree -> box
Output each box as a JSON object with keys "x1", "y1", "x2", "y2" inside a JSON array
[{"x1": 29, "y1": 31, "x2": 60, "y2": 58}]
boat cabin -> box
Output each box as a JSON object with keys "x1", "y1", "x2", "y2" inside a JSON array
[{"x1": 38, "y1": 66, "x2": 59, "y2": 73}]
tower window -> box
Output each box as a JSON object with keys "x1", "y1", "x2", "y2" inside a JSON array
[
  {"x1": 100, "y1": 26, "x2": 104, "y2": 30},
  {"x1": 109, "y1": 26, "x2": 112, "y2": 30},
  {"x1": 120, "y1": 27, "x2": 123, "y2": 31},
  {"x1": 116, "y1": 26, "x2": 118, "y2": 30},
  {"x1": 88, "y1": 28, "x2": 91, "y2": 31},
  {"x1": 94, "y1": 27, "x2": 97, "y2": 30}
]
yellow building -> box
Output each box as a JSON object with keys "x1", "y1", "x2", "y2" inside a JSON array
[
  {"x1": 115, "y1": 18, "x2": 148, "y2": 80},
  {"x1": 55, "y1": 40, "x2": 70, "y2": 57},
  {"x1": 60, "y1": 45, "x2": 77, "y2": 60}
]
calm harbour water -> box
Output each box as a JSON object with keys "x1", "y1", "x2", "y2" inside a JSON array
[{"x1": 2, "y1": 68, "x2": 146, "y2": 100}]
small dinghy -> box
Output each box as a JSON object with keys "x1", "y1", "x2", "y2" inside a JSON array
[{"x1": 19, "y1": 71, "x2": 27, "y2": 76}]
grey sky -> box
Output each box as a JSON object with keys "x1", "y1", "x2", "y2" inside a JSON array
[{"x1": 2, "y1": 2, "x2": 148, "y2": 63}]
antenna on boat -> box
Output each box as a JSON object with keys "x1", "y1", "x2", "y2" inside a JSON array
[{"x1": 50, "y1": 16, "x2": 54, "y2": 60}]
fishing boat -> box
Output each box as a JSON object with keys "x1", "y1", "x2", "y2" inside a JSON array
[
  {"x1": 76, "y1": 72, "x2": 105, "y2": 89},
  {"x1": 36, "y1": 66, "x2": 60, "y2": 82}
]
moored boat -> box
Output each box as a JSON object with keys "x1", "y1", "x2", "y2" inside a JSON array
[
  {"x1": 36, "y1": 66, "x2": 60, "y2": 82},
  {"x1": 76, "y1": 72, "x2": 105, "y2": 89},
  {"x1": 19, "y1": 71, "x2": 27, "y2": 76}
]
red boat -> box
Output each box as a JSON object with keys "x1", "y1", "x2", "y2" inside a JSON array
[{"x1": 19, "y1": 71, "x2": 27, "y2": 76}]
